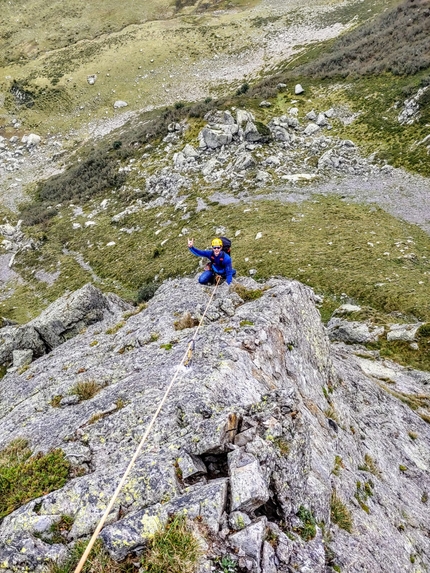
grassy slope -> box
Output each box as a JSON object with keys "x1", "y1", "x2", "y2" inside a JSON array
[{"x1": 0, "y1": 0, "x2": 389, "y2": 136}]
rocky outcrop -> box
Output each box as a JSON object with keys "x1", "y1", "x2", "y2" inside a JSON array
[
  {"x1": 0, "y1": 283, "x2": 131, "y2": 367},
  {"x1": 0, "y1": 277, "x2": 429, "y2": 572}
]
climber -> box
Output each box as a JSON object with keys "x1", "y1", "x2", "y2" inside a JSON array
[{"x1": 188, "y1": 237, "x2": 236, "y2": 285}]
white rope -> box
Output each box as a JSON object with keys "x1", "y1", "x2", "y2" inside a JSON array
[{"x1": 73, "y1": 277, "x2": 221, "y2": 573}]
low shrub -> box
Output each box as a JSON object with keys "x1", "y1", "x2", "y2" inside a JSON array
[
  {"x1": 295, "y1": 505, "x2": 316, "y2": 541},
  {"x1": 137, "y1": 282, "x2": 160, "y2": 303}
]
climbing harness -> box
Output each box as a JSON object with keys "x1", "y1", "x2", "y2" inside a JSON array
[{"x1": 73, "y1": 275, "x2": 221, "y2": 573}]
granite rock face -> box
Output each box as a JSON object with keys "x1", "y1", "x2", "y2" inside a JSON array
[
  {"x1": 0, "y1": 277, "x2": 429, "y2": 572},
  {"x1": 0, "y1": 283, "x2": 131, "y2": 366}
]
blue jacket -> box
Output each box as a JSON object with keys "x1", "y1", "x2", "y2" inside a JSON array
[{"x1": 189, "y1": 246, "x2": 234, "y2": 284}]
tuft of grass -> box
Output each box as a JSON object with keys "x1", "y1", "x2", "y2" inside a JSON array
[
  {"x1": 105, "y1": 321, "x2": 125, "y2": 335},
  {"x1": 408, "y1": 431, "x2": 418, "y2": 440},
  {"x1": 295, "y1": 505, "x2": 316, "y2": 542},
  {"x1": 399, "y1": 465, "x2": 408, "y2": 472},
  {"x1": 231, "y1": 284, "x2": 264, "y2": 302},
  {"x1": 274, "y1": 437, "x2": 290, "y2": 456},
  {"x1": 140, "y1": 514, "x2": 202, "y2": 573},
  {"x1": 0, "y1": 439, "x2": 70, "y2": 519},
  {"x1": 38, "y1": 514, "x2": 74, "y2": 545},
  {"x1": 50, "y1": 395, "x2": 63, "y2": 408},
  {"x1": 115, "y1": 398, "x2": 126, "y2": 409},
  {"x1": 324, "y1": 406, "x2": 339, "y2": 423},
  {"x1": 174, "y1": 312, "x2": 199, "y2": 331},
  {"x1": 215, "y1": 555, "x2": 238, "y2": 573},
  {"x1": 70, "y1": 380, "x2": 102, "y2": 401},
  {"x1": 240, "y1": 320, "x2": 254, "y2": 327},
  {"x1": 332, "y1": 455, "x2": 344, "y2": 477},
  {"x1": 354, "y1": 480, "x2": 374, "y2": 513},
  {"x1": 358, "y1": 454, "x2": 382, "y2": 478},
  {"x1": 330, "y1": 490, "x2": 353, "y2": 533}
]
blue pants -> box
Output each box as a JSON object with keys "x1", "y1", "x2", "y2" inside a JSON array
[{"x1": 199, "y1": 269, "x2": 236, "y2": 285}]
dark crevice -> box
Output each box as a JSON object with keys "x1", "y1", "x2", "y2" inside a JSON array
[
  {"x1": 201, "y1": 452, "x2": 229, "y2": 479},
  {"x1": 255, "y1": 492, "x2": 284, "y2": 523}
]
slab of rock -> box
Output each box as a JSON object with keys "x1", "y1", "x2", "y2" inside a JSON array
[
  {"x1": 177, "y1": 451, "x2": 207, "y2": 480},
  {"x1": 229, "y1": 448, "x2": 269, "y2": 512},
  {"x1": 229, "y1": 518, "x2": 267, "y2": 567},
  {"x1": 101, "y1": 479, "x2": 228, "y2": 560}
]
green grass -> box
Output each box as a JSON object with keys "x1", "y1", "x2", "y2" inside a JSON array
[
  {"x1": 7, "y1": 195, "x2": 430, "y2": 334},
  {"x1": 140, "y1": 514, "x2": 202, "y2": 573},
  {"x1": 0, "y1": 439, "x2": 70, "y2": 519},
  {"x1": 295, "y1": 505, "x2": 316, "y2": 542},
  {"x1": 330, "y1": 490, "x2": 353, "y2": 533}
]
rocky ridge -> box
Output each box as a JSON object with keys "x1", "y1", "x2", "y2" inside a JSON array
[{"x1": 0, "y1": 277, "x2": 429, "y2": 572}]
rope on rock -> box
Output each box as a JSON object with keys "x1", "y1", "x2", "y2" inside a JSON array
[{"x1": 73, "y1": 275, "x2": 221, "y2": 573}]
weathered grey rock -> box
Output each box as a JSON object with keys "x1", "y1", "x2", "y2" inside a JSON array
[
  {"x1": 295, "y1": 84, "x2": 304, "y2": 95},
  {"x1": 237, "y1": 109, "x2": 254, "y2": 126},
  {"x1": 101, "y1": 479, "x2": 228, "y2": 560},
  {"x1": 229, "y1": 511, "x2": 252, "y2": 531},
  {"x1": 233, "y1": 152, "x2": 256, "y2": 171},
  {"x1": 327, "y1": 317, "x2": 384, "y2": 343},
  {"x1": 183, "y1": 143, "x2": 199, "y2": 158},
  {"x1": 113, "y1": 100, "x2": 128, "y2": 109},
  {"x1": 22, "y1": 133, "x2": 41, "y2": 148},
  {"x1": 275, "y1": 530, "x2": 293, "y2": 563},
  {"x1": 270, "y1": 126, "x2": 290, "y2": 142},
  {"x1": 30, "y1": 283, "x2": 130, "y2": 351},
  {"x1": 229, "y1": 518, "x2": 267, "y2": 569},
  {"x1": 259, "y1": 101, "x2": 271, "y2": 108},
  {"x1": 202, "y1": 157, "x2": 218, "y2": 176},
  {"x1": 305, "y1": 110, "x2": 317, "y2": 121},
  {"x1": 87, "y1": 74, "x2": 97, "y2": 85},
  {"x1": 177, "y1": 451, "x2": 207, "y2": 480},
  {"x1": 316, "y1": 113, "x2": 328, "y2": 127},
  {"x1": 332, "y1": 304, "x2": 362, "y2": 315},
  {"x1": 0, "y1": 325, "x2": 45, "y2": 365},
  {"x1": 387, "y1": 323, "x2": 421, "y2": 342},
  {"x1": 261, "y1": 540, "x2": 277, "y2": 573},
  {"x1": 304, "y1": 123, "x2": 320, "y2": 136},
  {"x1": 12, "y1": 349, "x2": 33, "y2": 368},
  {"x1": 229, "y1": 448, "x2": 269, "y2": 512},
  {"x1": 199, "y1": 127, "x2": 232, "y2": 149},
  {"x1": 244, "y1": 121, "x2": 262, "y2": 143},
  {"x1": 0, "y1": 277, "x2": 430, "y2": 572}
]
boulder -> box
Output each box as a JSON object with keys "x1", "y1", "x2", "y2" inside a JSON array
[
  {"x1": 387, "y1": 323, "x2": 422, "y2": 342},
  {"x1": 295, "y1": 84, "x2": 304, "y2": 95},
  {"x1": 199, "y1": 127, "x2": 232, "y2": 149},
  {"x1": 304, "y1": 123, "x2": 320, "y2": 136},
  {"x1": 113, "y1": 100, "x2": 128, "y2": 109}
]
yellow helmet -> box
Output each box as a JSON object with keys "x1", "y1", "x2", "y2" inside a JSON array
[{"x1": 211, "y1": 238, "x2": 223, "y2": 248}]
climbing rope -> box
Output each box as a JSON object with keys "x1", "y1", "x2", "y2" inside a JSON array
[{"x1": 73, "y1": 275, "x2": 222, "y2": 573}]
